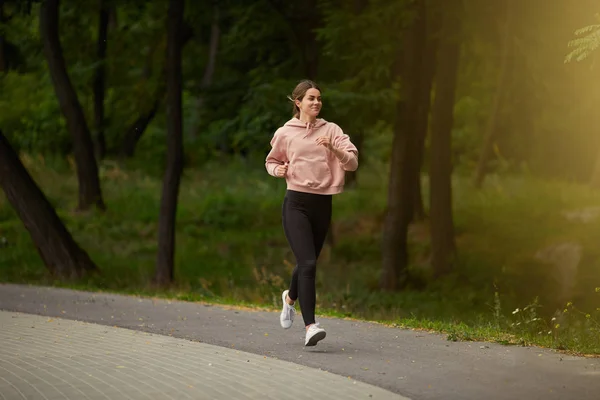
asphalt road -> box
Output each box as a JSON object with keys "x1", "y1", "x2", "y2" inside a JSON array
[{"x1": 0, "y1": 283, "x2": 598, "y2": 400}]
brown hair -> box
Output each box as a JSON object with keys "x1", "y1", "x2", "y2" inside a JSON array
[{"x1": 288, "y1": 80, "x2": 321, "y2": 118}]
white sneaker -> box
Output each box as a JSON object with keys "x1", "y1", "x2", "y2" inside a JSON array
[
  {"x1": 280, "y1": 290, "x2": 295, "y2": 329},
  {"x1": 304, "y1": 322, "x2": 326, "y2": 346}
]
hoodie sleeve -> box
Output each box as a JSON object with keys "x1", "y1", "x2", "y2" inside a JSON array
[
  {"x1": 265, "y1": 130, "x2": 288, "y2": 177},
  {"x1": 332, "y1": 126, "x2": 359, "y2": 172}
]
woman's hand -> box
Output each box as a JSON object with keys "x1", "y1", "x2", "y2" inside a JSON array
[
  {"x1": 317, "y1": 136, "x2": 348, "y2": 162},
  {"x1": 275, "y1": 163, "x2": 288, "y2": 177},
  {"x1": 315, "y1": 136, "x2": 334, "y2": 151}
]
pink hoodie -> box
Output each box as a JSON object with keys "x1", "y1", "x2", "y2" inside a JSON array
[{"x1": 265, "y1": 118, "x2": 358, "y2": 195}]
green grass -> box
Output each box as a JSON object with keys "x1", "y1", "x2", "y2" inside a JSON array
[{"x1": 1, "y1": 153, "x2": 600, "y2": 355}]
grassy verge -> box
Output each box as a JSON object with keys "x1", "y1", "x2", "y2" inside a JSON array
[{"x1": 1, "y1": 153, "x2": 600, "y2": 355}]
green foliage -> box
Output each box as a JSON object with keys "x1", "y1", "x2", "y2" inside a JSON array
[
  {"x1": 2, "y1": 160, "x2": 600, "y2": 353},
  {"x1": 317, "y1": 0, "x2": 408, "y2": 83},
  {"x1": 565, "y1": 14, "x2": 600, "y2": 63},
  {"x1": 450, "y1": 95, "x2": 484, "y2": 171},
  {"x1": 3, "y1": 0, "x2": 600, "y2": 356},
  {"x1": 1, "y1": 0, "x2": 598, "y2": 180},
  {"x1": 0, "y1": 71, "x2": 70, "y2": 153},
  {"x1": 182, "y1": 1, "x2": 316, "y2": 156},
  {"x1": 199, "y1": 79, "x2": 297, "y2": 155},
  {"x1": 315, "y1": 0, "x2": 408, "y2": 131}
]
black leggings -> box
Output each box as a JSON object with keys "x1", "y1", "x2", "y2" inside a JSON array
[{"x1": 282, "y1": 190, "x2": 332, "y2": 326}]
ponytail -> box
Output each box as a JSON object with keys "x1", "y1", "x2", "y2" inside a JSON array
[{"x1": 287, "y1": 95, "x2": 300, "y2": 118}]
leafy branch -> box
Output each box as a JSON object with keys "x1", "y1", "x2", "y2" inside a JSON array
[{"x1": 565, "y1": 14, "x2": 600, "y2": 63}]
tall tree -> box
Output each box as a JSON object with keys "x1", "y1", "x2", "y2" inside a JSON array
[
  {"x1": 429, "y1": 0, "x2": 462, "y2": 276},
  {"x1": 120, "y1": 33, "x2": 165, "y2": 158},
  {"x1": 411, "y1": 4, "x2": 440, "y2": 221},
  {"x1": 0, "y1": 0, "x2": 6, "y2": 72},
  {"x1": 93, "y1": 0, "x2": 109, "y2": 159},
  {"x1": 381, "y1": 0, "x2": 427, "y2": 290},
  {"x1": 0, "y1": 130, "x2": 98, "y2": 278},
  {"x1": 155, "y1": 0, "x2": 184, "y2": 286},
  {"x1": 298, "y1": 0, "x2": 320, "y2": 80},
  {"x1": 265, "y1": 0, "x2": 321, "y2": 79},
  {"x1": 473, "y1": 0, "x2": 513, "y2": 188},
  {"x1": 40, "y1": 0, "x2": 105, "y2": 211},
  {"x1": 120, "y1": 100, "x2": 160, "y2": 157},
  {"x1": 341, "y1": 0, "x2": 368, "y2": 188},
  {"x1": 189, "y1": 4, "x2": 220, "y2": 139},
  {"x1": 120, "y1": 23, "x2": 193, "y2": 158}
]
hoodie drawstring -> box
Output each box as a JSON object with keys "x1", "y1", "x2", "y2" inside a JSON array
[{"x1": 303, "y1": 122, "x2": 314, "y2": 139}]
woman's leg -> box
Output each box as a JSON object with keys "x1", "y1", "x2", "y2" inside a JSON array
[
  {"x1": 282, "y1": 195, "x2": 318, "y2": 326},
  {"x1": 310, "y1": 196, "x2": 332, "y2": 262}
]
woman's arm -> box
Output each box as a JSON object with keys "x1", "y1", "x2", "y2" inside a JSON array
[
  {"x1": 330, "y1": 144, "x2": 358, "y2": 171},
  {"x1": 265, "y1": 130, "x2": 288, "y2": 177},
  {"x1": 330, "y1": 126, "x2": 359, "y2": 171}
]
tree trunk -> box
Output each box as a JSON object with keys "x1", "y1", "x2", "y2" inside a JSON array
[
  {"x1": 354, "y1": 0, "x2": 367, "y2": 12},
  {"x1": 380, "y1": 0, "x2": 426, "y2": 291},
  {"x1": 190, "y1": 5, "x2": 220, "y2": 139},
  {"x1": 473, "y1": 0, "x2": 512, "y2": 188},
  {"x1": 93, "y1": 0, "x2": 109, "y2": 160},
  {"x1": 121, "y1": 100, "x2": 159, "y2": 157},
  {"x1": 120, "y1": 23, "x2": 193, "y2": 158},
  {"x1": 299, "y1": 0, "x2": 320, "y2": 80},
  {"x1": 266, "y1": 0, "x2": 320, "y2": 80},
  {"x1": 380, "y1": 116, "x2": 411, "y2": 290},
  {"x1": 120, "y1": 40, "x2": 163, "y2": 158},
  {"x1": 0, "y1": 131, "x2": 98, "y2": 278},
  {"x1": 429, "y1": 0, "x2": 462, "y2": 277},
  {"x1": 0, "y1": 0, "x2": 6, "y2": 73},
  {"x1": 303, "y1": 29, "x2": 319, "y2": 80},
  {"x1": 40, "y1": 0, "x2": 105, "y2": 211},
  {"x1": 344, "y1": 0, "x2": 368, "y2": 189},
  {"x1": 200, "y1": 7, "x2": 219, "y2": 103},
  {"x1": 155, "y1": 0, "x2": 184, "y2": 287},
  {"x1": 411, "y1": 6, "x2": 440, "y2": 222}
]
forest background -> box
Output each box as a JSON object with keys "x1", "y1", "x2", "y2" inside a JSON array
[{"x1": 2, "y1": 0, "x2": 600, "y2": 354}]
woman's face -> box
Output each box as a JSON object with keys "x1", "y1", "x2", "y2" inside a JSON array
[{"x1": 296, "y1": 88, "x2": 322, "y2": 118}]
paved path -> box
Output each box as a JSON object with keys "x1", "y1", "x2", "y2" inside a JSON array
[
  {"x1": 0, "y1": 310, "x2": 403, "y2": 400},
  {"x1": 0, "y1": 283, "x2": 599, "y2": 400}
]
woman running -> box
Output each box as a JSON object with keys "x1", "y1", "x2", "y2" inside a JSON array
[{"x1": 265, "y1": 79, "x2": 359, "y2": 346}]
